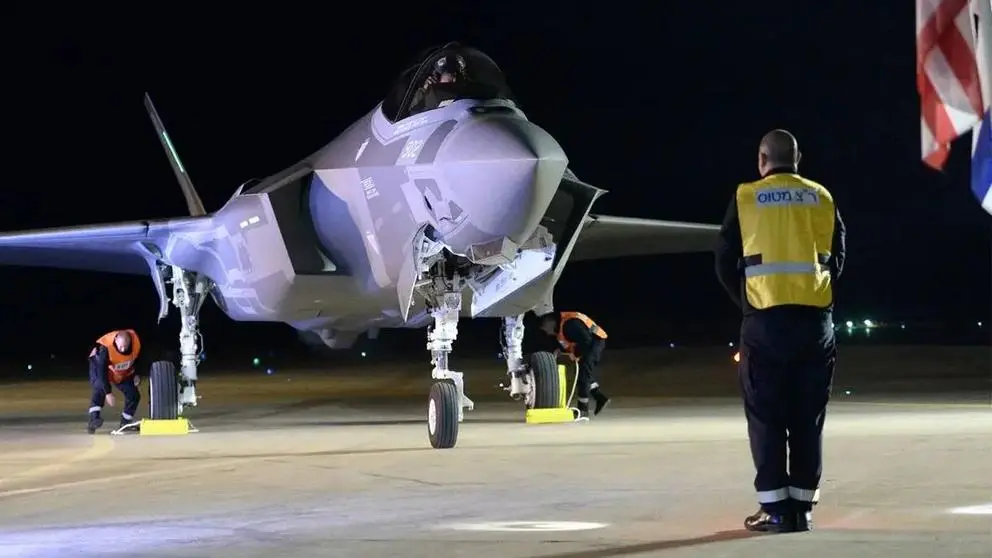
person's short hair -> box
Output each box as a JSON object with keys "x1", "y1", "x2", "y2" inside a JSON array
[{"x1": 759, "y1": 129, "x2": 800, "y2": 166}]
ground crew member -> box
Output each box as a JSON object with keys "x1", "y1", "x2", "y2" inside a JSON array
[
  {"x1": 538, "y1": 311, "x2": 610, "y2": 418},
  {"x1": 87, "y1": 329, "x2": 143, "y2": 434},
  {"x1": 714, "y1": 129, "x2": 846, "y2": 533}
]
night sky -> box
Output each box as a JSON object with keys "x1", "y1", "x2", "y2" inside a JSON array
[{"x1": 6, "y1": 3, "x2": 990, "y2": 362}]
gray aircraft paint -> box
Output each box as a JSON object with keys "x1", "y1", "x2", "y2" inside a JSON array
[{"x1": 0, "y1": 44, "x2": 721, "y2": 348}]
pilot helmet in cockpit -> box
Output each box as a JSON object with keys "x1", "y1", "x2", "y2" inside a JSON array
[{"x1": 426, "y1": 53, "x2": 467, "y2": 87}]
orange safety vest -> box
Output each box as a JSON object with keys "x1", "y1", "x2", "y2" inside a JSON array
[
  {"x1": 92, "y1": 329, "x2": 142, "y2": 384},
  {"x1": 557, "y1": 312, "x2": 608, "y2": 359}
]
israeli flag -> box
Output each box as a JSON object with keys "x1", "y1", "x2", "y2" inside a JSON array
[{"x1": 972, "y1": 0, "x2": 992, "y2": 214}]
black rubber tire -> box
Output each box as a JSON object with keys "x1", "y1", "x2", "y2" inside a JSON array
[
  {"x1": 529, "y1": 351, "x2": 561, "y2": 409},
  {"x1": 149, "y1": 360, "x2": 179, "y2": 420},
  {"x1": 427, "y1": 380, "x2": 459, "y2": 449}
]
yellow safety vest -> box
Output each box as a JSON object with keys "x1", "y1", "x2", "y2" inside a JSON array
[{"x1": 735, "y1": 173, "x2": 836, "y2": 310}]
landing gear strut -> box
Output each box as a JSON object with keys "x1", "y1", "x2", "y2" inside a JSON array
[
  {"x1": 143, "y1": 266, "x2": 210, "y2": 422},
  {"x1": 171, "y1": 265, "x2": 209, "y2": 413},
  {"x1": 501, "y1": 314, "x2": 533, "y2": 404},
  {"x1": 425, "y1": 286, "x2": 473, "y2": 449}
]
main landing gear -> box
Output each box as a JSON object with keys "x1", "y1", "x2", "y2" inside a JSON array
[
  {"x1": 147, "y1": 266, "x2": 210, "y2": 422},
  {"x1": 500, "y1": 315, "x2": 562, "y2": 411}
]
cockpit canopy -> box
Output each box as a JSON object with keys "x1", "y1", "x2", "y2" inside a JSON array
[{"x1": 381, "y1": 42, "x2": 516, "y2": 122}]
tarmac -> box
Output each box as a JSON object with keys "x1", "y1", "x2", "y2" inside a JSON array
[{"x1": 0, "y1": 345, "x2": 990, "y2": 557}]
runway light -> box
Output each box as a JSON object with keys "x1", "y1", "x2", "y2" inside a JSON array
[
  {"x1": 361, "y1": 351, "x2": 367, "y2": 358},
  {"x1": 845, "y1": 320, "x2": 854, "y2": 328},
  {"x1": 863, "y1": 319, "x2": 874, "y2": 328},
  {"x1": 733, "y1": 351, "x2": 740, "y2": 363},
  {"x1": 900, "y1": 323, "x2": 906, "y2": 329},
  {"x1": 252, "y1": 357, "x2": 261, "y2": 367},
  {"x1": 669, "y1": 342, "x2": 675, "y2": 348},
  {"x1": 844, "y1": 390, "x2": 852, "y2": 396},
  {"x1": 266, "y1": 368, "x2": 274, "y2": 375},
  {"x1": 26, "y1": 364, "x2": 32, "y2": 371},
  {"x1": 979, "y1": 321, "x2": 983, "y2": 327},
  {"x1": 728, "y1": 342, "x2": 734, "y2": 347}
]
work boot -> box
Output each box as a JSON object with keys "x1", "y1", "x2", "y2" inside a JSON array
[
  {"x1": 574, "y1": 401, "x2": 590, "y2": 421},
  {"x1": 744, "y1": 508, "x2": 795, "y2": 533},
  {"x1": 591, "y1": 388, "x2": 611, "y2": 415},
  {"x1": 87, "y1": 411, "x2": 104, "y2": 435},
  {"x1": 794, "y1": 509, "x2": 814, "y2": 532}
]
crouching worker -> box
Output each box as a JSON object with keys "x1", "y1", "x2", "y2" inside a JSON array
[
  {"x1": 539, "y1": 311, "x2": 610, "y2": 419},
  {"x1": 87, "y1": 329, "x2": 142, "y2": 434}
]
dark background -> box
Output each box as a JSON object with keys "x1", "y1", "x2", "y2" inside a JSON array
[{"x1": 5, "y1": 2, "x2": 990, "y2": 367}]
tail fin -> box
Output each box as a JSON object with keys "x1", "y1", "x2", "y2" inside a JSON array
[{"x1": 143, "y1": 93, "x2": 208, "y2": 216}]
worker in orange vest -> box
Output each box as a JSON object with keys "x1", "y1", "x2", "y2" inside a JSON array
[
  {"x1": 538, "y1": 311, "x2": 610, "y2": 419},
  {"x1": 87, "y1": 329, "x2": 143, "y2": 434}
]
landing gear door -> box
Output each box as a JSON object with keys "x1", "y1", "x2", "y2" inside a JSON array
[{"x1": 547, "y1": 170, "x2": 606, "y2": 284}]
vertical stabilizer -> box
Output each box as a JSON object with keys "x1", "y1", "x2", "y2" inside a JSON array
[{"x1": 144, "y1": 93, "x2": 208, "y2": 216}]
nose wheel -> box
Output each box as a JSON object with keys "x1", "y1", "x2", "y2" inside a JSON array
[{"x1": 428, "y1": 380, "x2": 459, "y2": 449}]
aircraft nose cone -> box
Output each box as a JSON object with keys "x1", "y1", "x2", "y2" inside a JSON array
[{"x1": 435, "y1": 115, "x2": 567, "y2": 246}]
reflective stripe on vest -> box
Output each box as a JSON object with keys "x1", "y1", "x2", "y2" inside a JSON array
[
  {"x1": 735, "y1": 173, "x2": 836, "y2": 310},
  {"x1": 742, "y1": 253, "x2": 830, "y2": 277}
]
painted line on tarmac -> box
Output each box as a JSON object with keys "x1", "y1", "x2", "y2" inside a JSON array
[
  {"x1": 948, "y1": 503, "x2": 992, "y2": 515},
  {"x1": 0, "y1": 457, "x2": 247, "y2": 500},
  {"x1": 0, "y1": 436, "x2": 115, "y2": 488},
  {"x1": 844, "y1": 401, "x2": 991, "y2": 409},
  {"x1": 441, "y1": 521, "x2": 609, "y2": 532}
]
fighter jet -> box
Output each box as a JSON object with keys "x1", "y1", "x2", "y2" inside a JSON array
[{"x1": 0, "y1": 42, "x2": 719, "y2": 447}]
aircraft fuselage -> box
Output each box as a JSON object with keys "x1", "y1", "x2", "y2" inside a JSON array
[{"x1": 173, "y1": 98, "x2": 569, "y2": 346}]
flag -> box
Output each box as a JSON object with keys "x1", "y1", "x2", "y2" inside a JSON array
[
  {"x1": 970, "y1": 0, "x2": 992, "y2": 213},
  {"x1": 916, "y1": 0, "x2": 992, "y2": 214}
]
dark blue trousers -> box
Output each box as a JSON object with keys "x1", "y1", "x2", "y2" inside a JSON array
[
  {"x1": 88, "y1": 360, "x2": 141, "y2": 420},
  {"x1": 738, "y1": 310, "x2": 836, "y2": 514}
]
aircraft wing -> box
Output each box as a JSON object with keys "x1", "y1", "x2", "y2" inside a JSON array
[
  {"x1": 568, "y1": 214, "x2": 720, "y2": 261},
  {"x1": 0, "y1": 218, "x2": 205, "y2": 275}
]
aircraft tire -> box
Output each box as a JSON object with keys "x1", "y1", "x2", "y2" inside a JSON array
[
  {"x1": 148, "y1": 361, "x2": 179, "y2": 421},
  {"x1": 529, "y1": 351, "x2": 561, "y2": 409},
  {"x1": 427, "y1": 380, "x2": 459, "y2": 449}
]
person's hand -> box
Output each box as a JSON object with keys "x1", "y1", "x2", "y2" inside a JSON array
[
  {"x1": 133, "y1": 375, "x2": 141, "y2": 387},
  {"x1": 105, "y1": 393, "x2": 116, "y2": 407}
]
